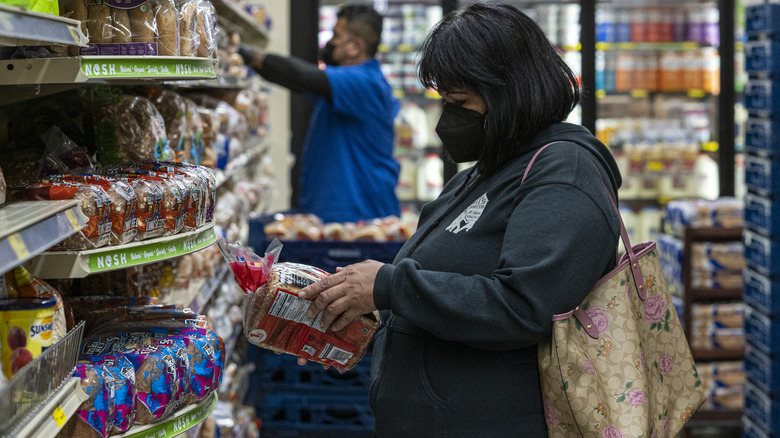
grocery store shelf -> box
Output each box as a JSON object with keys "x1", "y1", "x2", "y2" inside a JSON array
[
  {"x1": 25, "y1": 222, "x2": 217, "y2": 279},
  {"x1": 686, "y1": 409, "x2": 743, "y2": 428},
  {"x1": 187, "y1": 263, "x2": 230, "y2": 314},
  {"x1": 690, "y1": 287, "x2": 742, "y2": 300},
  {"x1": 212, "y1": 0, "x2": 269, "y2": 48},
  {"x1": 0, "y1": 200, "x2": 87, "y2": 275},
  {"x1": 215, "y1": 138, "x2": 269, "y2": 188},
  {"x1": 0, "y1": 56, "x2": 216, "y2": 85},
  {"x1": 171, "y1": 74, "x2": 254, "y2": 89},
  {"x1": 596, "y1": 89, "x2": 714, "y2": 99},
  {"x1": 691, "y1": 348, "x2": 744, "y2": 361},
  {"x1": 0, "y1": 3, "x2": 88, "y2": 47},
  {"x1": 14, "y1": 378, "x2": 88, "y2": 438},
  {"x1": 115, "y1": 391, "x2": 218, "y2": 438}
]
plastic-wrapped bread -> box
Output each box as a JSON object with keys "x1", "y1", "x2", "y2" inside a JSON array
[
  {"x1": 195, "y1": 0, "x2": 216, "y2": 58},
  {"x1": 154, "y1": 0, "x2": 178, "y2": 56},
  {"x1": 79, "y1": 355, "x2": 137, "y2": 434},
  {"x1": 129, "y1": 2, "x2": 155, "y2": 44},
  {"x1": 94, "y1": 95, "x2": 172, "y2": 166},
  {"x1": 59, "y1": 0, "x2": 88, "y2": 56},
  {"x1": 126, "y1": 177, "x2": 164, "y2": 240},
  {"x1": 58, "y1": 364, "x2": 115, "y2": 438},
  {"x1": 177, "y1": 0, "x2": 198, "y2": 56},
  {"x1": 24, "y1": 182, "x2": 112, "y2": 250},
  {"x1": 147, "y1": 89, "x2": 188, "y2": 162},
  {"x1": 86, "y1": 1, "x2": 112, "y2": 44},
  {"x1": 111, "y1": 8, "x2": 132, "y2": 43},
  {"x1": 243, "y1": 262, "x2": 379, "y2": 371}
]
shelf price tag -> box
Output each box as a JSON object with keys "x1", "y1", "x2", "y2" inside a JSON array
[
  {"x1": 52, "y1": 406, "x2": 67, "y2": 428},
  {"x1": 630, "y1": 89, "x2": 649, "y2": 98},
  {"x1": 64, "y1": 209, "x2": 83, "y2": 231},
  {"x1": 8, "y1": 233, "x2": 29, "y2": 260},
  {"x1": 688, "y1": 89, "x2": 706, "y2": 98}
]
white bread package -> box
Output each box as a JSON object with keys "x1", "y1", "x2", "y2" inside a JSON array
[{"x1": 218, "y1": 239, "x2": 379, "y2": 371}]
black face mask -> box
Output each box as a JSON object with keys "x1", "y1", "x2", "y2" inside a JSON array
[
  {"x1": 319, "y1": 42, "x2": 338, "y2": 66},
  {"x1": 435, "y1": 103, "x2": 486, "y2": 163}
]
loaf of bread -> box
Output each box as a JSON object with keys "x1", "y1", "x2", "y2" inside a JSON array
[
  {"x1": 243, "y1": 262, "x2": 379, "y2": 371},
  {"x1": 177, "y1": 0, "x2": 198, "y2": 56},
  {"x1": 129, "y1": 2, "x2": 155, "y2": 44},
  {"x1": 86, "y1": 2, "x2": 112, "y2": 44},
  {"x1": 58, "y1": 364, "x2": 114, "y2": 438},
  {"x1": 195, "y1": 0, "x2": 216, "y2": 58},
  {"x1": 111, "y1": 8, "x2": 132, "y2": 43},
  {"x1": 58, "y1": 0, "x2": 88, "y2": 56},
  {"x1": 154, "y1": 0, "x2": 179, "y2": 56},
  {"x1": 81, "y1": 355, "x2": 137, "y2": 434}
]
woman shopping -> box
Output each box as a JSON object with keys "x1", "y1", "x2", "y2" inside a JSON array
[{"x1": 298, "y1": 3, "x2": 623, "y2": 437}]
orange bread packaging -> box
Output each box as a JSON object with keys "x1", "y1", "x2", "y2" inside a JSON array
[{"x1": 217, "y1": 239, "x2": 379, "y2": 371}]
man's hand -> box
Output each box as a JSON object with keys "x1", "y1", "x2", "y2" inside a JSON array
[
  {"x1": 238, "y1": 43, "x2": 266, "y2": 69},
  {"x1": 298, "y1": 260, "x2": 384, "y2": 332}
]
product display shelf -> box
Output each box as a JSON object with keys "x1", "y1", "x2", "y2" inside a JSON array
[
  {"x1": 0, "y1": 3, "x2": 88, "y2": 47},
  {"x1": 187, "y1": 263, "x2": 230, "y2": 314},
  {"x1": 215, "y1": 137, "x2": 270, "y2": 188},
  {"x1": 24, "y1": 222, "x2": 217, "y2": 279},
  {"x1": 210, "y1": 0, "x2": 269, "y2": 48},
  {"x1": 596, "y1": 41, "x2": 703, "y2": 52},
  {"x1": 0, "y1": 322, "x2": 86, "y2": 438},
  {"x1": 113, "y1": 392, "x2": 218, "y2": 438},
  {"x1": 0, "y1": 200, "x2": 87, "y2": 275},
  {"x1": 679, "y1": 225, "x2": 745, "y2": 428},
  {"x1": 0, "y1": 56, "x2": 217, "y2": 86}
]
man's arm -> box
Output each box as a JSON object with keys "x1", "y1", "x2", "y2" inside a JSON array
[{"x1": 239, "y1": 44, "x2": 332, "y2": 102}]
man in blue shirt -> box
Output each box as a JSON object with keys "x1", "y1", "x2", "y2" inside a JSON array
[{"x1": 240, "y1": 5, "x2": 400, "y2": 223}]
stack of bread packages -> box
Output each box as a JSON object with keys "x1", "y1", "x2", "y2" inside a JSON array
[
  {"x1": 217, "y1": 239, "x2": 380, "y2": 373},
  {"x1": 57, "y1": 300, "x2": 224, "y2": 437},
  {"x1": 55, "y1": 0, "x2": 217, "y2": 57}
]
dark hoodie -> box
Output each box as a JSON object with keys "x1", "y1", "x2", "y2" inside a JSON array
[{"x1": 369, "y1": 123, "x2": 622, "y2": 437}]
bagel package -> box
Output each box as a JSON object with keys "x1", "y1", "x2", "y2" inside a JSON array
[{"x1": 218, "y1": 239, "x2": 379, "y2": 371}]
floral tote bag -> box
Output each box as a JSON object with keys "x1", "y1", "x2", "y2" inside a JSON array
[{"x1": 523, "y1": 143, "x2": 707, "y2": 438}]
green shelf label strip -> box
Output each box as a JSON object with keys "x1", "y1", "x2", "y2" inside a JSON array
[
  {"x1": 122, "y1": 392, "x2": 217, "y2": 438},
  {"x1": 88, "y1": 226, "x2": 216, "y2": 272},
  {"x1": 81, "y1": 57, "x2": 216, "y2": 79}
]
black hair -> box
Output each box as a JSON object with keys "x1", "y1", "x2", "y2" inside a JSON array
[
  {"x1": 338, "y1": 5, "x2": 383, "y2": 58},
  {"x1": 418, "y1": 2, "x2": 581, "y2": 174}
]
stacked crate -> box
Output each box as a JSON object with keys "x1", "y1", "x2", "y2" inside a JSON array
[{"x1": 743, "y1": 4, "x2": 780, "y2": 435}]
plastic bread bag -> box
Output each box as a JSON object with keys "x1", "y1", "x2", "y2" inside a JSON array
[
  {"x1": 218, "y1": 239, "x2": 379, "y2": 371},
  {"x1": 181, "y1": 97, "x2": 205, "y2": 165},
  {"x1": 57, "y1": 0, "x2": 88, "y2": 56},
  {"x1": 93, "y1": 94, "x2": 172, "y2": 166},
  {"x1": 79, "y1": 355, "x2": 137, "y2": 434},
  {"x1": 124, "y1": 177, "x2": 164, "y2": 240},
  {"x1": 49, "y1": 175, "x2": 138, "y2": 245},
  {"x1": 132, "y1": 163, "x2": 206, "y2": 230},
  {"x1": 176, "y1": 0, "x2": 198, "y2": 56},
  {"x1": 81, "y1": 335, "x2": 181, "y2": 423},
  {"x1": 195, "y1": 0, "x2": 217, "y2": 58},
  {"x1": 57, "y1": 363, "x2": 115, "y2": 438},
  {"x1": 198, "y1": 107, "x2": 220, "y2": 169},
  {"x1": 23, "y1": 181, "x2": 112, "y2": 250},
  {"x1": 119, "y1": 173, "x2": 186, "y2": 236},
  {"x1": 217, "y1": 238, "x2": 282, "y2": 294},
  {"x1": 38, "y1": 126, "x2": 97, "y2": 178},
  {"x1": 147, "y1": 90, "x2": 188, "y2": 162}
]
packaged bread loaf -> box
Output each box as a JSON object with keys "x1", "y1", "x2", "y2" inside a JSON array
[
  {"x1": 241, "y1": 260, "x2": 379, "y2": 371},
  {"x1": 23, "y1": 182, "x2": 112, "y2": 250},
  {"x1": 129, "y1": 2, "x2": 155, "y2": 44},
  {"x1": 195, "y1": 0, "x2": 216, "y2": 58},
  {"x1": 79, "y1": 355, "x2": 137, "y2": 434},
  {"x1": 126, "y1": 177, "x2": 164, "y2": 240},
  {"x1": 94, "y1": 95, "x2": 172, "y2": 166},
  {"x1": 147, "y1": 90, "x2": 188, "y2": 162},
  {"x1": 111, "y1": 8, "x2": 132, "y2": 43},
  {"x1": 177, "y1": 0, "x2": 198, "y2": 56},
  {"x1": 86, "y1": 1, "x2": 112, "y2": 44},
  {"x1": 81, "y1": 335, "x2": 181, "y2": 423},
  {"x1": 49, "y1": 175, "x2": 138, "y2": 245},
  {"x1": 58, "y1": 363, "x2": 115, "y2": 438},
  {"x1": 58, "y1": 0, "x2": 88, "y2": 56},
  {"x1": 154, "y1": 0, "x2": 179, "y2": 56}
]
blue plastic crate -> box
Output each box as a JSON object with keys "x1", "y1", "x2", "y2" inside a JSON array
[
  {"x1": 744, "y1": 267, "x2": 780, "y2": 317},
  {"x1": 744, "y1": 414, "x2": 776, "y2": 438},
  {"x1": 746, "y1": 38, "x2": 780, "y2": 75},
  {"x1": 746, "y1": 154, "x2": 780, "y2": 199},
  {"x1": 745, "y1": 379, "x2": 780, "y2": 433},
  {"x1": 746, "y1": 117, "x2": 780, "y2": 157},
  {"x1": 255, "y1": 349, "x2": 371, "y2": 394},
  {"x1": 259, "y1": 392, "x2": 373, "y2": 438},
  {"x1": 746, "y1": 342, "x2": 780, "y2": 395},
  {"x1": 745, "y1": 192, "x2": 780, "y2": 237},
  {"x1": 746, "y1": 79, "x2": 780, "y2": 116},
  {"x1": 745, "y1": 304, "x2": 780, "y2": 355},
  {"x1": 745, "y1": 229, "x2": 780, "y2": 277},
  {"x1": 747, "y1": 4, "x2": 780, "y2": 35}
]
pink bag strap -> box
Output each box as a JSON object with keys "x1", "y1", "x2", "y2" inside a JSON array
[{"x1": 521, "y1": 141, "x2": 647, "y2": 338}]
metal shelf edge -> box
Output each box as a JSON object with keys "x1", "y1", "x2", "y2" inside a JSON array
[
  {"x1": 16, "y1": 378, "x2": 88, "y2": 438},
  {"x1": 0, "y1": 4, "x2": 88, "y2": 47}
]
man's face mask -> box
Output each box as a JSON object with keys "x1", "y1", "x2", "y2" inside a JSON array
[
  {"x1": 319, "y1": 42, "x2": 338, "y2": 66},
  {"x1": 435, "y1": 102, "x2": 486, "y2": 163}
]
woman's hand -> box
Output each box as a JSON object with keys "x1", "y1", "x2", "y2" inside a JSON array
[{"x1": 298, "y1": 260, "x2": 384, "y2": 332}]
